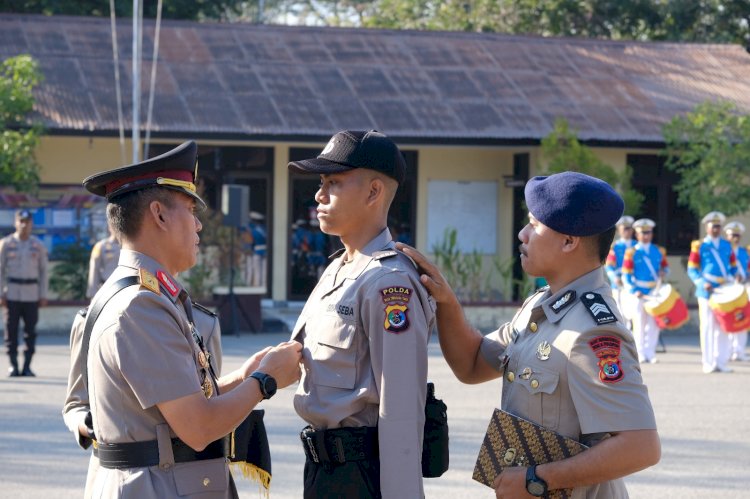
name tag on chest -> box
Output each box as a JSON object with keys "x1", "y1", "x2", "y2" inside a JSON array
[{"x1": 325, "y1": 301, "x2": 357, "y2": 321}]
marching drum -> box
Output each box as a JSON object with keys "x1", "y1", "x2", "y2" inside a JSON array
[
  {"x1": 708, "y1": 284, "x2": 750, "y2": 333},
  {"x1": 643, "y1": 284, "x2": 689, "y2": 330}
]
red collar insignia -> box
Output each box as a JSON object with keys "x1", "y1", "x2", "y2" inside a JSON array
[{"x1": 156, "y1": 270, "x2": 179, "y2": 296}]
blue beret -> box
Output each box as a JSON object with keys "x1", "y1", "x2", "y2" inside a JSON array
[{"x1": 525, "y1": 172, "x2": 624, "y2": 237}]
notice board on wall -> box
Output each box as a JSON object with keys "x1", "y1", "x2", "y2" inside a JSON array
[{"x1": 427, "y1": 180, "x2": 498, "y2": 254}]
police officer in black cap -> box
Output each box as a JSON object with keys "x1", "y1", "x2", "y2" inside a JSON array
[
  {"x1": 399, "y1": 171, "x2": 660, "y2": 498},
  {"x1": 68, "y1": 141, "x2": 302, "y2": 498},
  {"x1": 1, "y1": 208, "x2": 48, "y2": 376},
  {"x1": 288, "y1": 130, "x2": 436, "y2": 498}
]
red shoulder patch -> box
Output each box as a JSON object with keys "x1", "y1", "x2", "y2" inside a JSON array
[{"x1": 588, "y1": 336, "x2": 624, "y2": 383}]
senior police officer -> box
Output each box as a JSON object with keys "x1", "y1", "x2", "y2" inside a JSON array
[
  {"x1": 72, "y1": 141, "x2": 302, "y2": 498},
  {"x1": 605, "y1": 215, "x2": 635, "y2": 317},
  {"x1": 621, "y1": 218, "x2": 669, "y2": 364},
  {"x1": 63, "y1": 299, "x2": 225, "y2": 497},
  {"x1": 724, "y1": 221, "x2": 749, "y2": 362},
  {"x1": 399, "y1": 171, "x2": 660, "y2": 498},
  {"x1": 288, "y1": 130, "x2": 436, "y2": 499},
  {"x1": 688, "y1": 211, "x2": 738, "y2": 373},
  {"x1": 0, "y1": 209, "x2": 49, "y2": 377},
  {"x1": 86, "y1": 220, "x2": 121, "y2": 299}
]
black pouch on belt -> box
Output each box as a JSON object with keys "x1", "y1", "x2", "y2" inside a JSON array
[{"x1": 421, "y1": 382, "x2": 449, "y2": 478}]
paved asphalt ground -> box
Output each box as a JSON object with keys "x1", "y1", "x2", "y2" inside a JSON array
[{"x1": 1, "y1": 332, "x2": 749, "y2": 498}]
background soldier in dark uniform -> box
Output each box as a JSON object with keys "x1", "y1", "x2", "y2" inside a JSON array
[
  {"x1": 0, "y1": 209, "x2": 48, "y2": 377},
  {"x1": 288, "y1": 130, "x2": 436, "y2": 498},
  {"x1": 70, "y1": 141, "x2": 301, "y2": 498},
  {"x1": 399, "y1": 172, "x2": 660, "y2": 498}
]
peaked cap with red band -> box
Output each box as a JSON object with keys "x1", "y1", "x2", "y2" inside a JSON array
[{"x1": 82, "y1": 141, "x2": 205, "y2": 209}]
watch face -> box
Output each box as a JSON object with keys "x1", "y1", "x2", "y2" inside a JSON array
[
  {"x1": 264, "y1": 376, "x2": 277, "y2": 395},
  {"x1": 527, "y1": 480, "x2": 546, "y2": 496}
]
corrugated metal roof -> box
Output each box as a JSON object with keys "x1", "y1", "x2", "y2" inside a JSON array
[{"x1": 2, "y1": 13, "x2": 749, "y2": 144}]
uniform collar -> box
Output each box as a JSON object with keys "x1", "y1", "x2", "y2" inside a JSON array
[
  {"x1": 338, "y1": 228, "x2": 393, "y2": 280},
  {"x1": 540, "y1": 267, "x2": 609, "y2": 323},
  {"x1": 118, "y1": 249, "x2": 184, "y2": 303}
]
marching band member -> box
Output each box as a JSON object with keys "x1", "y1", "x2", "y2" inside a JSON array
[
  {"x1": 622, "y1": 219, "x2": 669, "y2": 363},
  {"x1": 688, "y1": 212, "x2": 737, "y2": 373},
  {"x1": 725, "y1": 222, "x2": 749, "y2": 362}
]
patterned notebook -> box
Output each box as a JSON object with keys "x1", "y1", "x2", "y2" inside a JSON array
[{"x1": 472, "y1": 409, "x2": 588, "y2": 499}]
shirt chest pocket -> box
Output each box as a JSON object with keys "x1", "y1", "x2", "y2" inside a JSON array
[
  {"x1": 519, "y1": 367, "x2": 560, "y2": 431},
  {"x1": 308, "y1": 316, "x2": 358, "y2": 390}
]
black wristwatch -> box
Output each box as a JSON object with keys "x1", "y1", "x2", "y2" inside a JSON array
[
  {"x1": 526, "y1": 465, "x2": 548, "y2": 497},
  {"x1": 249, "y1": 371, "x2": 277, "y2": 399}
]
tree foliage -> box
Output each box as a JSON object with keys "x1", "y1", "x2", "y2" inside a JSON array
[
  {"x1": 662, "y1": 101, "x2": 750, "y2": 218},
  {"x1": 0, "y1": 54, "x2": 42, "y2": 192},
  {"x1": 360, "y1": 0, "x2": 749, "y2": 44},
  {"x1": 541, "y1": 118, "x2": 643, "y2": 216}
]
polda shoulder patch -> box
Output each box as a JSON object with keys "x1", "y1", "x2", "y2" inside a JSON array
[{"x1": 580, "y1": 292, "x2": 617, "y2": 325}]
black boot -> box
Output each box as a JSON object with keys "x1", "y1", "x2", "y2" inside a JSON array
[
  {"x1": 21, "y1": 352, "x2": 34, "y2": 377},
  {"x1": 7, "y1": 356, "x2": 19, "y2": 377}
]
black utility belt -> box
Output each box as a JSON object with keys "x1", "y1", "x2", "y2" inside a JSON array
[
  {"x1": 300, "y1": 425, "x2": 378, "y2": 465},
  {"x1": 94, "y1": 436, "x2": 228, "y2": 469},
  {"x1": 8, "y1": 278, "x2": 38, "y2": 284}
]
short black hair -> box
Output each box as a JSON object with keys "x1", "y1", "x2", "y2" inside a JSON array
[
  {"x1": 587, "y1": 226, "x2": 617, "y2": 263},
  {"x1": 107, "y1": 187, "x2": 176, "y2": 240}
]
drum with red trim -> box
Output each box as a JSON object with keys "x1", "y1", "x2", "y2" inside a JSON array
[
  {"x1": 643, "y1": 284, "x2": 689, "y2": 330},
  {"x1": 708, "y1": 284, "x2": 750, "y2": 333}
]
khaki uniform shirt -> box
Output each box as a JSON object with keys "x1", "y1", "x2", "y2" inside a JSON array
[
  {"x1": 63, "y1": 300, "x2": 222, "y2": 498},
  {"x1": 0, "y1": 234, "x2": 48, "y2": 301},
  {"x1": 86, "y1": 237, "x2": 121, "y2": 299},
  {"x1": 480, "y1": 268, "x2": 657, "y2": 499},
  {"x1": 83, "y1": 250, "x2": 232, "y2": 499},
  {"x1": 291, "y1": 228, "x2": 436, "y2": 499}
]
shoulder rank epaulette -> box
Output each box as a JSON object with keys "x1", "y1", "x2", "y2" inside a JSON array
[
  {"x1": 580, "y1": 292, "x2": 617, "y2": 325},
  {"x1": 192, "y1": 300, "x2": 217, "y2": 317},
  {"x1": 373, "y1": 249, "x2": 398, "y2": 261},
  {"x1": 138, "y1": 268, "x2": 161, "y2": 295}
]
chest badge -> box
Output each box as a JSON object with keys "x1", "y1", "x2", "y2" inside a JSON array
[{"x1": 536, "y1": 341, "x2": 551, "y2": 361}]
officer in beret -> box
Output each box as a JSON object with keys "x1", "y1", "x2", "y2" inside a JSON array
[
  {"x1": 605, "y1": 215, "x2": 635, "y2": 319},
  {"x1": 399, "y1": 171, "x2": 660, "y2": 498},
  {"x1": 724, "y1": 221, "x2": 748, "y2": 362},
  {"x1": 86, "y1": 219, "x2": 121, "y2": 299},
  {"x1": 288, "y1": 130, "x2": 436, "y2": 498},
  {"x1": 1, "y1": 209, "x2": 49, "y2": 377},
  {"x1": 69, "y1": 141, "x2": 302, "y2": 498},
  {"x1": 687, "y1": 211, "x2": 737, "y2": 373},
  {"x1": 621, "y1": 218, "x2": 669, "y2": 364}
]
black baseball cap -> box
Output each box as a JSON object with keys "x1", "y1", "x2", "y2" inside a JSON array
[
  {"x1": 288, "y1": 130, "x2": 406, "y2": 184},
  {"x1": 15, "y1": 209, "x2": 32, "y2": 220}
]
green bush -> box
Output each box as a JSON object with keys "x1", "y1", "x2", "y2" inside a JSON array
[{"x1": 49, "y1": 242, "x2": 89, "y2": 300}]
